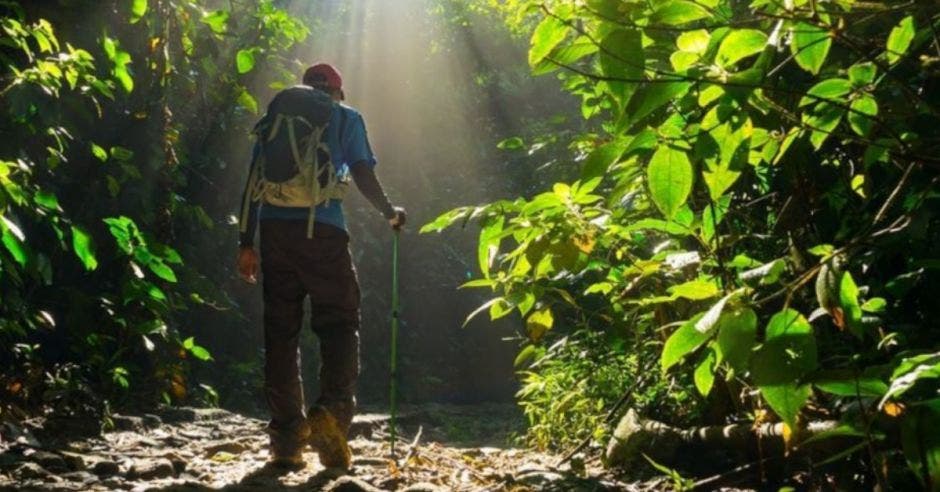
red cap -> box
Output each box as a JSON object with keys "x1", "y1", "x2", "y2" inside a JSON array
[{"x1": 303, "y1": 63, "x2": 343, "y2": 91}]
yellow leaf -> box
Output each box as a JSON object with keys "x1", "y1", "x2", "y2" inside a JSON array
[
  {"x1": 883, "y1": 401, "x2": 905, "y2": 417},
  {"x1": 574, "y1": 233, "x2": 595, "y2": 254}
]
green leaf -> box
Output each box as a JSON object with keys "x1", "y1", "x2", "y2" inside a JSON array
[
  {"x1": 497, "y1": 137, "x2": 525, "y2": 150},
  {"x1": 581, "y1": 139, "x2": 627, "y2": 180},
  {"x1": 668, "y1": 279, "x2": 720, "y2": 300},
  {"x1": 886, "y1": 16, "x2": 915, "y2": 65},
  {"x1": 861, "y1": 297, "x2": 887, "y2": 313},
  {"x1": 529, "y1": 16, "x2": 567, "y2": 67},
  {"x1": 694, "y1": 349, "x2": 717, "y2": 396},
  {"x1": 237, "y1": 89, "x2": 258, "y2": 114},
  {"x1": 651, "y1": 1, "x2": 709, "y2": 25},
  {"x1": 802, "y1": 78, "x2": 852, "y2": 105},
  {"x1": 130, "y1": 0, "x2": 147, "y2": 23},
  {"x1": 599, "y1": 29, "x2": 643, "y2": 111},
  {"x1": 839, "y1": 272, "x2": 864, "y2": 338},
  {"x1": 91, "y1": 143, "x2": 108, "y2": 162},
  {"x1": 740, "y1": 259, "x2": 786, "y2": 285},
  {"x1": 148, "y1": 259, "x2": 178, "y2": 283},
  {"x1": 813, "y1": 370, "x2": 888, "y2": 397},
  {"x1": 791, "y1": 22, "x2": 831, "y2": 75},
  {"x1": 848, "y1": 95, "x2": 878, "y2": 137},
  {"x1": 71, "y1": 226, "x2": 98, "y2": 271},
  {"x1": 201, "y1": 10, "x2": 230, "y2": 35},
  {"x1": 661, "y1": 314, "x2": 709, "y2": 371},
  {"x1": 848, "y1": 62, "x2": 877, "y2": 86},
  {"x1": 1, "y1": 216, "x2": 27, "y2": 266},
  {"x1": 34, "y1": 191, "x2": 60, "y2": 210},
  {"x1": 621, "y1": 82, "x2": 691, "y2": 131},
  {"x1": 420, "y1": 207, "x2": 473, "y2": 234},
  {"x1": 883, "y1": 353, "x2": 940, "y2": 405},
  {"x1": 110, "y1": 146, "x2": 134, "y2": 161},
  {"x1": 190, "y1": 345, "x2": 212, "y2": 361},
  {"x1": 752, "y1": 309, "x2": 817, "y2": 427},
  {"x1": 677, "y1": 29, "x2": 710, "y2": 53},
  {"x1": 647, "y1": 145, "x2": 693, "y2": 220},
  {"x1": 514, "y1": 345, "x2": 538, "y2": 368},
  {"x1": 716, "y1": 29, "x2": 768, "y2": 68},
  {"x1": 236, "y1": 49, "x2": 256, "y2": 74},
  {"x1": 803, "y1": 102, "x2": 844, "y2": 150},
  {"x1": 715, "y1": 308, "x2": 758, "y2": 374}
]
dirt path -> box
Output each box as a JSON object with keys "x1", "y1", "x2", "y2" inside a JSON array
[{"x1": 0, "y1": 404, "x2": 643, "y2": 491}]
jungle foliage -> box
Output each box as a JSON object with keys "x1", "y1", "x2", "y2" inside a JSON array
[
  {"x1": 0, "y1": 0, "x2": 309, "y2": 414},
  {"x1": 425, "y1": 0, "x2": 940, "y2": 486}
]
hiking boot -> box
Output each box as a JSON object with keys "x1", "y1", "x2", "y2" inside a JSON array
[
  {"x1": 268, "y1": 448, "x2": 306, "y2": 471},
  {"x1": 306, "y1": 405, "x2": 352, "y2": 469}
]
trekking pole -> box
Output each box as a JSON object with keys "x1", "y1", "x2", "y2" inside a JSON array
[{"x1": 389, "y1": 228, "x2": 400, "y2": 458}]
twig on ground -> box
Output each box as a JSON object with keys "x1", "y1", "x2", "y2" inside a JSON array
[{"x1": 397, "y1": 425, "x2": 423, "y2": 470}]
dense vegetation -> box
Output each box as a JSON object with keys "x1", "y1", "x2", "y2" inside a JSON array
[
  {"x1": 425, "y1": 0, "x2": 940, "y2": 487},
  {"x1": 0, "y1": 0, "x2": 312, "y2": 412},
  {"x1": 2, "y1": 0, "x2": 940, "y2": 488}
]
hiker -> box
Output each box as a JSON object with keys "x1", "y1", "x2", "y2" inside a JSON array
[{"x1": 236, "y1": 63, "x2": 406, "y2": 470}]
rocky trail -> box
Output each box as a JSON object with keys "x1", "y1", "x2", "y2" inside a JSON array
[{"x1": 0, "y1": 404, "x2": 649, "y2": 491}]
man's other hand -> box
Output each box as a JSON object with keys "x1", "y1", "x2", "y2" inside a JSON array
[
  {"x1": 388, "y1": 206, "x2": 407, "y2": 230},
  {"x1": 238, "y1": 247, "x2": 259, "y2": 284}
]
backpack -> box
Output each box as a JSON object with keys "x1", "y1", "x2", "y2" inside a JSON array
[{"x1": 239, "y1": 85, "x2": 350, "y2": 238}]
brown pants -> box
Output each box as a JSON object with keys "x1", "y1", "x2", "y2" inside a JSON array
[{"x1": 260, "y1": 220, "x2": 360, "y2": 454}]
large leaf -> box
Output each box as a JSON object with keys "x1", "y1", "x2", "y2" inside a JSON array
[
  {"x1": 791, "y1": 21, "x2": 831, "y2": 74},
  {"x1": 599, "y1": 29, "x2": 643, "y2": 112},
  {"x1": 752, "y1": 309, "x2": 817, "y2": 427},
  {"x1": 71, "y1": 225, "x2": 98, "y2": 271},
  {"x1": 694, "y1": 349, "x2": 717, "y2": 396},
  {"x1": 526, "y1": 306, "x2": 554, "y2": 342},
  {"x1": 529, "y1": 16, "x2": 567, "y2": 67},
  {"x1": 1, "y1": 216, "x2": 27, "y2": 267},
  {"x1": 662, "y1": 314, "x2": 709, "y2": 371},
  {"x1": 620, "y1": 81, "x2": 692, "y2": 130},
  {"x1": 668, "y1": 279, "x2": 720, "y2": 300},
  {"x1": 716, "y1": 29, "x2": 768, "y2": 68},
  {"x1": 715, "y1": 308, "x2": 758, "y2": 374},
  {"x1": 647, "y1": 145, "x2": 693, "y2": 220},
  {"x1": 886, "y1": 16, "x2": 915, "y2": 64},
  {"x1": 651, "y1": 1, "x2": 709, "y2": 25},
  {"x1": 581, "y1": 138, "x2": 627, "y2": 180}
]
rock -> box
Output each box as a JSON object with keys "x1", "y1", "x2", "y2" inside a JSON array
[
  {"x1": 101, "y1": 477, "x2": 128, "y2": 489},
  {"x1": 326, "y1": 476, "x2": 383, "y2": 492},
  {"x1": 27, "y1": 450, "x2": 68, "y2": 472},
  {"x1": 110, "y1": 414, "x2": 145, "y2": 432},
  {"x1": 60, "y1": 470, "x2": 99, "y2": 485},
  {"x1": 92, "y1": 460, "x2": 121, "y2": 477},
  {"x1": 59, "y1": 451, "x2": 86, "y2": 471},
  {"x1": 142, "y1": 414, "x2": 163, "y2": 428},
  {"x1": 160, "y1": 407, "x2": 231, "y2": 423},
  {"x1": 1, "y1": 422, "x2": 42, "y2": 448},
  {"x1": 127, "y1": 458, "x2": 176, "y2": 480},
  {"x1": 516, "y1": 469, "x2": 566, "y2": 488},
  {"x1": 14, "y1": 461, "x2": 50, "y2": 480},
  {"x1": 203, "y1": 441, "x2": 250, "y2": 457}
]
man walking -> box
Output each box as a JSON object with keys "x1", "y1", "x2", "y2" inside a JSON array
[{"x1": 237, "y1": 63, "x2": 405, "y2": 470}]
